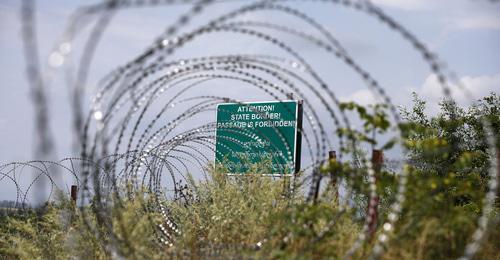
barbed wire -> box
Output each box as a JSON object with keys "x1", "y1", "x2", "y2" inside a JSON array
[{"x1": 3, "y1": 0, "x2": 498, "y2": 258}]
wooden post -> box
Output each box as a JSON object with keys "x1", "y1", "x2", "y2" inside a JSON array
[
  {"x1": 328, "y1": 151, "x2": 338, "y2": 201},
  {"x1": 367, "y1": 149, "x2": 383, "y2": 240},
  {"x1": 71, "y1": 185, "x2": 78, "y2": 204}
]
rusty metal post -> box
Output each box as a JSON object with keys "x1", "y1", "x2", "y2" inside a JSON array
[
  {"x1": 367, "y1": 149, "x2": 383, "y2": 240},
  {"x1": 372, "y1": 149, "x2": 383, "y2": 172},
  {"x1": 71, "y1": 185, "x2": 77, "y2": 204}
]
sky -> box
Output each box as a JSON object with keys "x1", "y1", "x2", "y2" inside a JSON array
[{"x1": 0, "y1": 0, "x2": 499, "y2": 201}]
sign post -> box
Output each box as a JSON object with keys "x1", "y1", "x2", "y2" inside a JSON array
[{"x1": 215, "y1": 100, "x2": 302, "y2": 176}]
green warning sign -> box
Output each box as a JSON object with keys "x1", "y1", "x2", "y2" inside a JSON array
[{"x1": 215, "y1": 100, "x2": 302, "y2": 175}]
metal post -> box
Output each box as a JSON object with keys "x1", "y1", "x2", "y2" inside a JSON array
[
  {"x1": 71, "y1": 185, "x2": 77, "y2": 204},
  {"x1": 367, "y1": 149, "x2": 383, "y2": 240},
  {"x1": 295, "y1": 100, "x2": 303, "y2": 174},
  {"x1": 291, "y1": 98, "x2": 303, "y2": 196}
]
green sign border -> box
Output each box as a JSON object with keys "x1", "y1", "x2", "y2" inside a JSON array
[{"x1": 214, "y1": 100, "x2": 302, "y2": 176}]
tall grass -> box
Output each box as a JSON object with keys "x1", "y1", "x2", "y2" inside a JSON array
[{"x1": 0, "y1": 167, "x2": 498, "y2": 259}]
